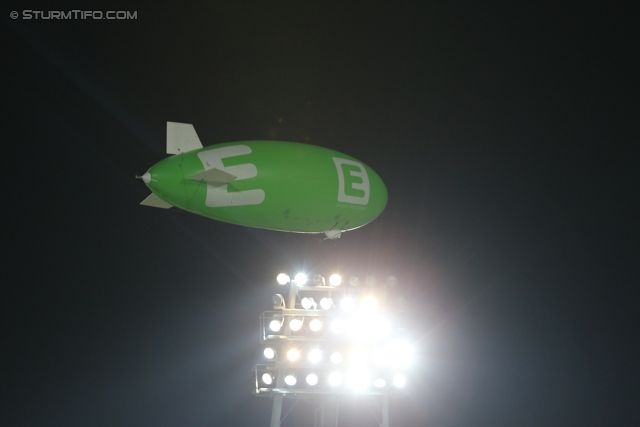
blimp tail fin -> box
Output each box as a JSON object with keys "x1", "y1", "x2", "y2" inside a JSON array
[
  {"x1": 166, "y1": 121, "x2": 203, "y2": 154},
  {"x1": 190, "y1": 168, "x2": 237, "y2": 184},
  {"x1": 140, "y1": 193, "x2": 173, "y2": 209}
]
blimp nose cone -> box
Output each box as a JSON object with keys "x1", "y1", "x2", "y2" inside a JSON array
[{"x1": 141, "y1": 171, "x2": 151, "y2": 184}]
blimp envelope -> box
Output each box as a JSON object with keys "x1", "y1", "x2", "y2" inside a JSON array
[{"x1": 139, "y1": 122, "x2": 387, "y2": 238}]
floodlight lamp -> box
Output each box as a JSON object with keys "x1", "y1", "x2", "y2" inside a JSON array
[
  {"x1": 309, "y1": 349, "x2": 322, "y2": 363},
  {"x1": 311, "y1": 274, "x2": 325, "y2": 286},
  {"x1": 263, "y1": 347, "x2": 276, "y2": 360},
  {"x1": 269, "y1": 319, "x2": 282, "y2": 332},
  {"x1": 328, "y1": 372, "x2": 342, "y2": 387},
  {"x1": 365, "y1": 276, "x2": 377, "y2": 287},
  {"x1": 330, "y1": 352, "x2": 343, "y2": 364},
  {"x1": 329, "y1": 274, "x2": 342, "y2": 286},
  {"x1": 287, "y1": 348, "x2": 300, "y2": 362},
  {"x1": 272, "y1": 294, "x2": 285, "y2": 309},
  {"x1": 301, "y1": 297, "x2": 316, "y2": 310},
  {"x1": 277, "y1": 273, "x2": 290, "y2": 285},
  {"x1": 320, "y1": 297, "x2": 333, "y2": 310},
  {"x1": 309, "y1": 318, "x2": 322, "y2": 332},
  {"x1": 294, "y1": 273, "x2": 307, "y2": 285},
  {"x1": 262, "y1": 373, "x2": 274, "y2": 385},
  {"x1": 306, "y1": 373, "x2": 319, "y2": 386},
  {"x1": 374, "y1": 378, "x2": 386, "y2": 388},
  {"x1": 340, "y1": 297, "x2": 355, "y2": 311},
  {"x1": 289, "y1": 318, "x2": 303, "y2": 331},
  {"x1": 349, "y1": 276, "x2": 360, "y2": 287},
  {"x1": 393, "y1": 374, "x2": 406, "y2": 388},
  {"x1": 284, "y1": 374, "x2": 297, "y2": 386}
]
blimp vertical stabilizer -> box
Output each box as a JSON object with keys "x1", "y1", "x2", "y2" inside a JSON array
[{"x1": 166, "y1": 121, "x2": 203, "y2": 154}]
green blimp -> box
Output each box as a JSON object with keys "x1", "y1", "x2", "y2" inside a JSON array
[{"x1": 138, "y1": 122, "x2": 388, "y2": 238}]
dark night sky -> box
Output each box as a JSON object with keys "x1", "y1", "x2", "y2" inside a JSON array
[{"x1": 4, "y1": 2, "x2": 639, "y2": 427}]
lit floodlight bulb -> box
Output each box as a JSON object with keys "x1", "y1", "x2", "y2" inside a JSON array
[
  {"x1": 262, "y1": 373, "x2": 273, "y2": 385},
  {"x1": 329, "y1": 274, "x2": 342, "y2": 286},
  {"x1": 309, "y1": 349, "x2": 322, "y2": 363},
  {"x1": 277, "y1": 273, "x2": 290, "y2": 285},
  {"x1": 374, "y1": 378, "x2": 386, "y2": 388},
  {"x1": 306, "y1": 373, "x2": 319, "y2": 386},
  {"x1": 348, "y1": 370, "x2": 370, "y2": 390},
  {"x1": 309, "y1": 318, "x2": 322, "y2": 332},
  {"x1": 263, "y1": 347, "x2": 276, "y2": 359},
  {"x1": 284, "y1": 374, "x2": 297, "y2": 386},
  {"x1": 269, "y1": 319, "x2": 282, "y2": 332},
  {"x1": 330, "y1": 352, "x2": 343, "y2": 364},
  {"x1": 294, "y1": 273, "x2": 307, "y2": 285},
  {"x1": 330, "y1": 319, "x2": 345, "y2": 333},
  {"x1": 301, "y1": 297, "x2": 315, "y2": 309},
  {"x1": 289, "y1": 318, "x2": 303, "y2": 331},
  {"x1": 320, "y1": 297, "x2": 333, "y2": 310},
  {"x1": 361, "y1": 296, "x2": 377, "y2": 311},
  {"x1": 340, "y1": 297, "x2": 355, "y2": 311},
  {"x1": 393, "y1": 374, "x2": 406, "y2": 388},
  {"x1": 287, "y1": 349, "x2": 300, "y2": 362},
  {"x1": 328, "y1": 372, "x2": 342, "y2": 387}
]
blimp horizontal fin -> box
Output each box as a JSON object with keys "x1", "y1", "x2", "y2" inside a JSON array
[
  {"x1": 166, "y1": 121, "x2": 203, "y2": 154},
  {"x1": 190, "y1": 168, "x2": 237, "y2": 184},
  {"x1": 140, "y1": 193, "x2": 173, "y2": 209}
]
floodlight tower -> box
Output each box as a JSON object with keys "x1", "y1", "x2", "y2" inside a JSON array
[{"x1": 255, "y1": 273, "x2": 411, "y2": 427}]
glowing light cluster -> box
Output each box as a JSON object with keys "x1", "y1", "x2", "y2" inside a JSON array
[
  {"x1": 259, "y1": 370, "x2": 408, "y2": 390},
  {"x1": 277, "y1": 273, "x2": 346, "y2": 288},
  {"x1": 260, "y1": 271, "x2": 410, "y2": 396},
  {"x1": 265, "y1": 343, "x2": 412, "y2": 368},
  {"x1": 269, "y1": 316, "x2": 391, "y2": 337}
]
